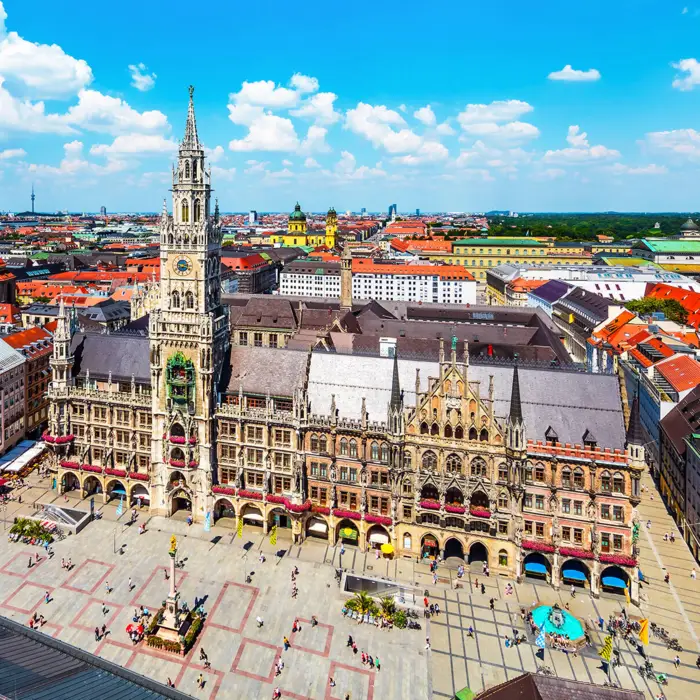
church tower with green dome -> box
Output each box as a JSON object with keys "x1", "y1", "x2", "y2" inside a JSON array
[
  {"x1": 288, "y1": 202, "x2": 307, "y2": 235},
  {"x1": 325, "y1": 206, "x2": 337, "y2": 249}
]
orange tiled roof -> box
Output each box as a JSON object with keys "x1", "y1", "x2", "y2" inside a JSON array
[
  {"x1": 656, "y1": 355, "x2": 700, "y2": 392},
  {"x1": 351, "y1": 258, "x2": 474, "y2": 280},
  {"x1": 629, "y1": 348, "x2": 653, "y2": 368},
  {"x1": 507, "y1": 277, "x2": 548, "y2": 293},
  {"x1": 2, "y1": 326, "x2": 52, "y2": 350}
]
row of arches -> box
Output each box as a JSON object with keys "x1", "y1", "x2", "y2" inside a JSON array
[
  {"x1": 420, "y1": 452, "x2": 488, "y2": 476},
  {"x1": 171, "y1": 290, "x2": 195, "y2": 309},
  {"x1": 420, "y1": 423, "x2": 489, "y2": 442},
  {"x1": 180, "y1": 198, "x2": 202, "y2": 223},
  {"x1": 61, "y1": 471, "x2": 150, "y2": 506}
]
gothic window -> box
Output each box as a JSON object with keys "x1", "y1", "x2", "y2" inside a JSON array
[
  {"x1": 420, "y1": 422, "x2": 429, "y2": 435},
  {"x1": 422, "y1": 451, "x2": 437, "y2": 471},
  {"x1": 371, "y1": 442, "x2": 379, "y2": 460},
  {"x1": 561, "y1": 467, "x2": 571, "y2": 488},
  {"x1": 469, "y1": 427, "x2": 478, "y2": 441},
  {"x1": 194, "y1": 199, "x2": 201, "y2": 223},
  {"x1": 181, "y1": 199, "x2": 189, "y2": 223},
  {"x1": 470, "y1": 458, "x2": 487, "y2": 478},
  {"x1": 431, "y1": 423, "x2": 439, "y2": 436},
  {"x1": 444, "y1": 424, "x2": 453, "y2": 438},
  {"x1": 340, "y1": 438, "x2": 348, "y2": 456},
  {"x1": 455, "y1": 425, "x2": 464, "y2": 440},
  {"x1": 171, "y1": 290, "x2": 180, "y2": 309},
  {"x1": 445, "y1": 453, "x2": 462, "y2": 474},
  {"x1": 573, "y1": 468, "x2": 585, "y2": 489},
  {"x1": 185, "y1": 291, "x2": 194, "y2": 309},
  {"x1": 311, "y1": 435, "x2": 319, "y2": 453},
  {"x1": 499, "y1": 550, "x2": 508, "y2": 567},
  {"x1": 381, "y1": 444, "x2": 390, "y2": 463},
  {"x1": 421, "y1": 483, "x2": 439, "y2": 500},
  {"x1": 192, "y1": 159, "x2": 198, "y2": 180},
  {"x1": 498, "y1": 492, "x2": 509, "y2": 509},
  {"x1": 612, "y1": 472, "x2": 625, "y2": 493},
  {"x1": 600, "y1": 471, "x2": 611, "y2": 491},
  {"x1": 319, "y1": 435, "x2": 327, "y2": 453},
  {"x1": 403, "y1": 452, "x2": 412, "y2": 469},
  {"x1": 349, "y1": 439, "x2": 358, "y2": 458},
  {"x1": 184, "y1": 161, "x2": 190, "y2": 179},
  {"x1": 479, "y1": 428, "x2": 489, "y2": 442}
]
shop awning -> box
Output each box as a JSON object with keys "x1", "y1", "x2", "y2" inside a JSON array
[
  {"x1": 525, "y1": 562, "x2": 548, "y2": 575},
  {"x1": 561, "y1": 567, "x2": 587, "y2": 582},
  {"x1": 602, "y1": 575, "x2": 627, "y2": 589},
  {"x1": 369, "y1": 532, "x2": 389, "y2": 544},
  {"x1": 110, "y1": 487, "x2": 126, "y2": 495},
  {"x1": 308, "y1": 521, "x2": 328, "y2": 534},
  {"x1": 422, "y1": 536, "x2": 438, "y2": 547},
  {"x1": 339, "y1": 527, "x2": 358, "y2": 540},
  {"x1": 243, "y1": 512, "x2": 263, "y2": 522}
]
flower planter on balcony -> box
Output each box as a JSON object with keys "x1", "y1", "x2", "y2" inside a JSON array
[
  {"x1": 558, "y1": 547, "x2": 594, "y2": 560},
  {"x1": 332, "y1": 509, "x2": 361, "y2": 521},
  {"x1": 522, "y1": 540, "x2": 555, "y2": 553},
  {"x1": 188, "y1": 436, "x2": 197, "y2": 445},
  {"x1": 105, "y1": 468, "x2": 127, "y2": 477},
  {"x1": 287, "y1": 501, "x2": 311, "y2": 513},
  {"x1": 213, "y1": 485, "x2": 236, "y2": 496},
  {"x1": 312, "y1": 505, "x2": 330, "y2": 515},
  {"x1": 445, "y1": 504, "x2": 466, "y2": 515},
  {"x1": 266, "y1": 494, "x2": 285, "y2": 504},
  {"x1": 365, "y1": 514, "x2": 392, "y2": 526},
  {"x1": 168, "y1": 436, "x2": 186, "y2": 445},
  {"x1": 129, "y1": 472, "x2": 149, "y2": 481},
  {"x1": 80, "y1": 464, "x2": 103, "y2": 473},
  {"x1": 469, "y1": 507, "x2": 491, "y2": 519},
  {"x1": 419, "y1": 500, "x2": 440, "y2": 510},
  {"x1": 60, "y1": 460, "x2": 80, "y2": 469},
  {"x1": 238, "y1": 489, "x2": 263, "y2": 500},
  {"x1": 43, "y1": 433, "x2": 74, "y2": 445},
  {"x1": 169, "y1": 459, "x2": 186, "y2": 468},
  {"x1": 599, "y1": 553, "x2": 637, "y2": 567}
]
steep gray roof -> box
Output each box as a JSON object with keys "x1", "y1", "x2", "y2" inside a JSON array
[
  {"x1": 307, "y1": 353, "x2": 625, "y2": 449},
  {"x1": 224, "y1": 346, "x2": 307, "y2": 398},
  {"x1": 71, "y1": 333, "x2": 150, "y2": 383}
]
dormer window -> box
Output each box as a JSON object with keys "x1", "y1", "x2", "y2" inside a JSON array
[
  {"x1": 544, "y1": 426, "x2": 558, "y2": 447},
  {"x1": 582, "y1": 429, "x2": 597, "y2": 449}
]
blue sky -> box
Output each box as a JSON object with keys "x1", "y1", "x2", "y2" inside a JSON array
[{"x1": 1, "y1": 0, "x2": 700, "y2": 213}]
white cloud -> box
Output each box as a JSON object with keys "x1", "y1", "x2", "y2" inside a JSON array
[
  {"x1": 414, "y1": 105, "x2": 436, "y2": 126},
  {"x1": 205, "y1": 145, "x2": 225, "y2": 163},
  {"x1": 643, "y1": 128, "x2": 700, "y2": 160},
  {"x1": 227, "y1": 103, "x2": 265, "y2": 126},
  {"x1": 333, "y1": 150, "x2": 386, "y2": 180},
  {"x1": 345, "y1": 102, "x2": 422, "y2": 153},
  {"x1": 29, "y1": 140, "x2": 126, "y2": 177},
  {"x1": 457, "y1": 100, "x2": 533, "y2": 126},
  {"x1": 0, "y1": 5, "x2": 92, "y2": 98},
  {"x1": 304, "y1": 157, "x2": 320, "y2": 168},
  {"x1": 538, "y1": 168, "x2": 566, "y2": 180},
  {"x1": 672, "y1": 58, "x2": 700, "y2": 91},
  {"x1": 90, "y1": 133, "x2": 177, "y2": 157},
  {"x1": 547, "y1": 65, "x2": 601, "y2": 82},
  {"x1": 393, "y1": 140, "x2": 449, "y2": 165},
  {"x1": 229, "y1": 113, "x2": 299, "y2": 152},
  {"x1": 62, "y1": 89, "x2": 169, "y2": 135},
  {"x1": 436, "y1": 122, "x2": 455, "y2": 136},
  {"x1": 460, "y1": 121, "x2": 540, "y2": 143},
  {"x1": 0, "y1": 147, "x2": 24, "y2": 159},
  {"x1": 211, "y1": 165, "x2": 236, "y2": 180},
  {"x1": 299, "y1": 125, "x2": 329, "y2": 154},
  {"x1": 0, "y1": 77, "x2": 73, "y2": 134},
  {"x1": 566, "y1": 125, "x2": 589, "y2": 147},
  {"x1": 289, "y1": 73, "x2": 319, "y2": 94},
  {"x1": 290, "y1": 92, "x2": 341, "y2": 125},
  {"x1": 128, "y1": 62, "x2": 156, "y2": 92},
  {"x1": 282, "y1": 159, "x2": 293, "y2": 166},
  {"x1": 244, "y1": 160, "x2": 269, "y2": 174},
  {"x1": 398, "y1": 104, "x2": 407, "y2": 113},
  {"x1": 453, "y1": 141, "x2": 533, "y2": 171},
  {"x1": 607, "y1": 163, "x2": 668, "y2": 175},
  {"x1": 265, "y1": 167, "x2": 295, "y2": 180},
  {"x1": 230, "y1": 80, "x2": 300, "y2": 109},
  {"x1": 682, "y1": 6, "x2": 689, "y2": 14}
]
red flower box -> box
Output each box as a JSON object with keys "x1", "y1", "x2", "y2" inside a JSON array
[
  {"x1": 169, "y1": 435, "x2": 186, "y2": 445},
  {"x1": 189, "y1": 436, "x2": 197, "y2": 445},
  {"x1": 287, "y1": 501, "x2": 311, "y2": 513},
  {"x1": 81, "y1": 464, "x2": 103, "y2": 473},
  {"x1": 333, "y1": 509, "x2": 361, "y2": 521},
  {"x1": 105, "y1": 468, "x2": 127, "y2": 477},
  {"x1": 169, "y1": 459, "x2": 185, "y2": 468},
  {"x1": 43, "y1": 433, "x2": 74, "y2": 444},
  {"x1": 213, "y1": 486, "x2": 236, "y2": 496},
  {"x1": 420, "y1": 499, "x2": 440, "y2": 510},
  {"x1": 312, "y1": 505, "x2": 330, "y2": 515},
  {"x1": 267, "y1": 494, "x2": 285, "y2": 504},
  {"x1": 188, "y1": 460, "x2": 198, "y2": 468},
  {"x1": 599, "y1": 553, "x2": 637, "y2": 567},
  {"x1": 238, "y1": 489, "x2": 263, "y2": 500},
  {"x1": 365, "y1": 514, "x2": 392, "y2": 525},
  {"x1": 60, "y1": 460, "x2": 80, "y2": 469},
  {"x1": 522, "y1": 540, "x2": 555, "y2": 553},
  {"x1": 445, "y1": 504, "x2": 466, "y2": 514},
  {"x1": 129, "y1": 472, "x2": 149, "y2": 481},
  {"x1": 469, "y1": 507, "x2": 491, "y2": 519},
  {"x1": 559, "y1": 547, "x2": 594, "y2": 560}
]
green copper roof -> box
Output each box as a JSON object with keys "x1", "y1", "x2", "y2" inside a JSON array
[
  {"x1": 453, "y1": 237, "x2": 545, "y2": 247},
  {"x1": 636, "y1": 239, "x2": 700, "y2": 253},
  {"x1": 289, "y1": 202, "x2": 306, "y2": 221}
]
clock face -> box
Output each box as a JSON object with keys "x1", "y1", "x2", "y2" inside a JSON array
[{"x1": 174, "y1": 256, "x2": 192, "y2": 275}]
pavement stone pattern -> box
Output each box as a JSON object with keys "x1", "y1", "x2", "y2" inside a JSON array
[{"x1": 0, "y1": 468, "x2": 699, "y2": 699}]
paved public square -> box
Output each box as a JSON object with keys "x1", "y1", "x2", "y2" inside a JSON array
[{"x1": 1, "y1": 468, "x2": 699, "y2": 699}]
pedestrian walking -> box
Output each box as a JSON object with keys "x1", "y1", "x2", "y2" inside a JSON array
[
  {"x1": 570, "y1": 584, "x2": 576, "y2": 598},
  {"x1": 352, "y1": 642, "x2": 358, "y2": 654},
  {"x1": 61, "y1": 558, "x2": 65, "y2": 569},
  {"x1": 28, "y1": 557, "x2": 32, "y2": 569},
  {"x1": 44, "y1": 591, "x2": 50, "y2": 605},
  {"x1": 692, "y1": 569, "x2": 697, "y2": 580},
  {"x1": 347, "y1": 634, "x2": 353, "y2": 647},
  {"x1": 425, "y1": 637, "x2": 431, "y2": 650},
  {"x1": 329, "y1": 677, "x2": 336, "y2": 688},
  {"x1": 105, "y1": 581, "x2": 112, "y2": 594},
  {"x1": 167, "y1": 678, "x2": 175, "y2": 688},
  {"x1": 94, "y1": 626, "x2": 100, "y2": 642},
  {"x1": 67, "y1": 558, "x2": 72, "y2": 570},
  {"x1": 489, "y1": 598, "x2": 495, "y2": 610},
  {"x1": 256, "y1": 616, "x2": 264, "y2": 628},
  {"x1": 481, "y1": 583, "x2": 485, "y2": 594},
  {"x1": 283, "y1": 636, "x2": 290, "y2": 651},
  {"x1": 102, "y1": 603, "x2": 108, "y2": 616},
  {"x1": 375, "y1": 656, "x2": 380, "y2": 671},
  {"x1": 196, "y1": 673, "x2": 204, "y2": 689},
  {"x1": 340, "y1": 544, "x2": 345, "y2": 556},
  {"x1": 674, "y1": 655, "x2": 681, "y2": 668},
  {"x1": 101, "y1": 623, "x2": 107, "y2": 638},
  {"x1": 361, "y1": 651, "x2": 367, "y2": 665},
  {"x1": 435, "y1": 603, "x2": 440, "y2": 616},
  {"x1": 128, "y1": 577, "x2": 134, "y2": 591},
  {"x1": 164, "y1": 568, "x2": 170, "y2": 580},
  {"x1": 467, "y1": 626, "x2": 474, "y2": 637},
  {"x1": 311, "y1": 615, "x2": 318, "y2": 627}
]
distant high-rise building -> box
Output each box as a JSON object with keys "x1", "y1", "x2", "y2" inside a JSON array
[
  {"x1": 416, "y1": 208, "x2": 420, "y2": 216},
  {"x1": 388, "y1": 203, "x2": 397, "y2": 218},
  {"x1": 100, "y1": 206, "x2": 107, "y2": 217},
  {"x1": 360, "y1": 207, "x2": 367, "y2": 216},
  {"x1": 31, "y1": 184, "x2": 35, "y2": 214},
  {"x1": 249, "y1": 210, "x2": 258, "y2": 225}
]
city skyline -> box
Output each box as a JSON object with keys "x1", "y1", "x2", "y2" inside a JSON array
[{"x1": 1, "y1": 1, "x2": 700, "y2": 212}]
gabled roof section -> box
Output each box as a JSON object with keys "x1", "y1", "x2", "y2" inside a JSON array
[{"x1": 655, "y1": 354, "x2": 700, "y2": 393}]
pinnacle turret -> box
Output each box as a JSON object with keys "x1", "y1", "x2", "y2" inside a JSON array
[{"x1": 182, "y1": 85, "x2": 201, "y2": 151}]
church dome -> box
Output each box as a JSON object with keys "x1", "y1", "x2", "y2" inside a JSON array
[
  {"x1": 289, "y1": 202, "x2": 306, "y2": 222},
  {"x1": 681, "y1": 217, "x2": 699, "y2": 231}
]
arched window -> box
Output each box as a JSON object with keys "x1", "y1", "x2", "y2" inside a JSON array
[
  {"x1": 479, "y1": 428, "x2": 489, "y2": 442},
  {"x1": 612, "y1": 473, "x2": 625, "y2": 493},
  {"x1": 319, "y1": 436, "x2": 327, "y2": 453},
  {"x1": 310, "y1": 435, "x2": 319, "y2": 453},
  {"x1": 192, "y1": 159, "x2": 198, "y2": 180},
  {"x1": 420, "y1": 422, "x2": 429, "y2": 435},
  {"x1": 469, "y1": 427, "x2": 478, "y2": 441},
  {"x1": 381, "y1": 444, "x2": 390, "y2": 463},
  {"x1": 194, "y1": 199, "x2": 201, "y2": 223},
  {"x1": 371, "y1": 442, "x2": 379, "y2": 460},
  {"x1": 431, "y1": 423, "x2": 439, "y2": 436},
  {"x1": 349, "y1": 439, "x2": 358, "y2": 458},
  {"x1": 445, "y1": 453, "x2": 462, "y2": 474},
  {"x1": 185, "y1": 291, "x2": 194, "y2": 309},
  {"x1": 455, "y1": 425, "x2": 464, "y2": 440},
  {"x1": 573, "y1": 468, "x2": 585, "y2": 489},
  {"x1": 444, "y1": 424, "x2": 453, "y2": 438},
  {"x1": 498, "y1": 492, "x2": 508, "y2": 509},
  {"x1": 403, "y1": 533, "x2": 412, "y2": 550},
  {"x1": 340, "y1": 438, "x2": 348, "y2": 456},
  {"x1": 471, "y1": 459, "x2": 487, "y2": 478},
  {"x1": 422, "y1": 451, "x2": 437, "y2": 471},
  {"x1": 561, "y1": 468, "x2": 571, "y2": 488},
  {"x1": 184, "y1": 161, "x2": 190, "y2": 179},
  {"x1": 403, "y1": 452, "x2": 412, "y2": 469},
  {"x1": 498, "y1": 549, "x2": 508, "y2": 567},
  {"x1": 600, "y1": 471, "x2": 611, "y2": 491},
  {"x1": 181, "y1": 199, "x2": 189, "y2": 223},
  {"x1": 171, "y1": 290, "x2": 180, "y2": 308},
  {"x1": 402, "y1": 479, "x2": 412, "y2": 495}
]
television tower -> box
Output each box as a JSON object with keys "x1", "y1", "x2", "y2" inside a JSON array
[{"x1": 31, "y1": 184, "x2": 35, "y2": 214}]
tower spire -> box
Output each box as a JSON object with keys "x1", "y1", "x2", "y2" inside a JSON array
[
  {"x1": 509, "y1": 361, "x2": 523, "y2": 424},
  {"x1": 626, "y1": 376, "x2": 644, "y2": 447},
  {"x1": 390, "y1": 350, "x2": 401, "y2": 410},
  {"x1": 31, "y1": 183, "x2": 35, "y2": 214},
  {"x1": 182, "y1": 85, "x2": 200, "y2": 150}
]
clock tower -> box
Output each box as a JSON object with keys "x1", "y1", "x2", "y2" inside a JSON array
[{"x1": 149, "y1": 86, "x2": 229, "y2": 521}]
